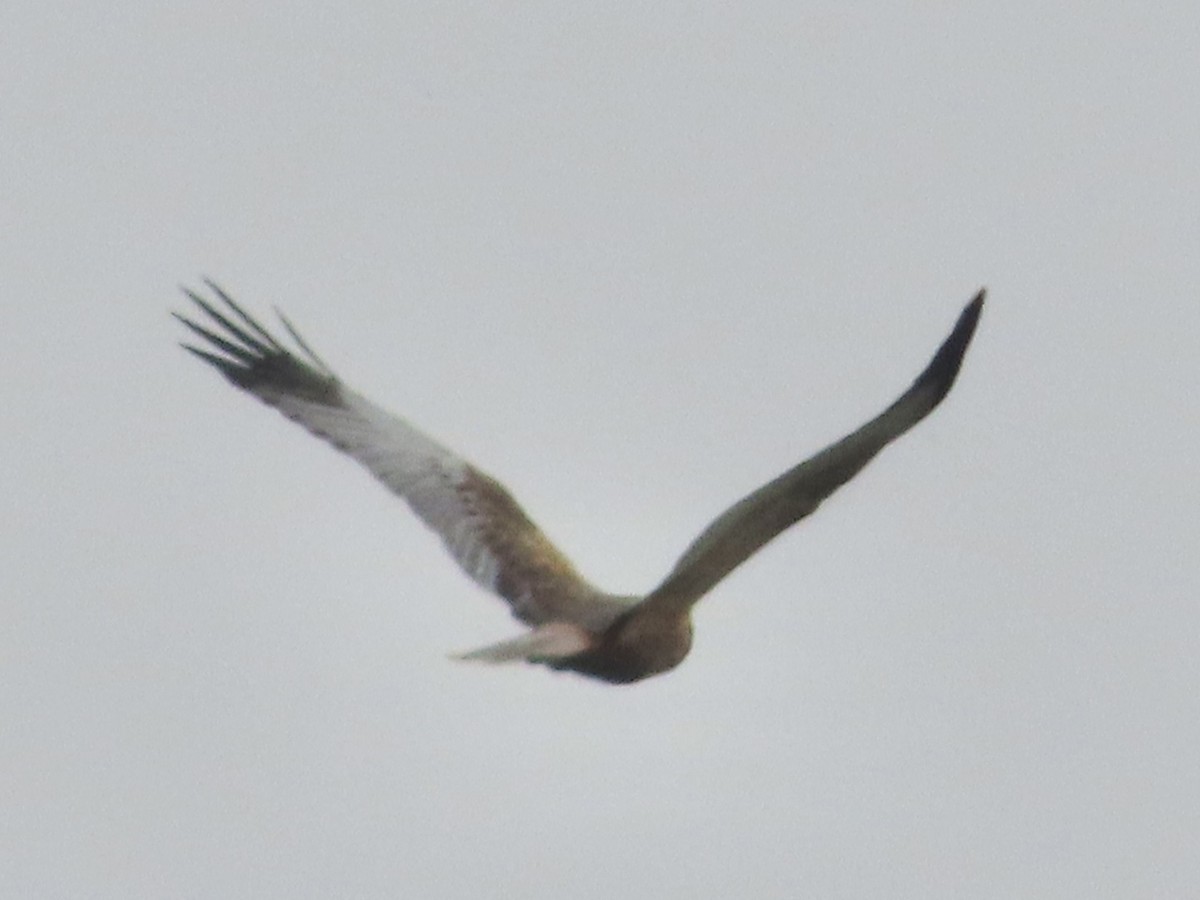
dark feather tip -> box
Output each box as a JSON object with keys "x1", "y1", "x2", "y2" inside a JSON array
[{"x1": 915, "y1": 289, "x2": 985, "y2": 404}]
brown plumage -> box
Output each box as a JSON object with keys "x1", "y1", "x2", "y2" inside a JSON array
[{"x1": 176, "y1": 283, "x2": 983, "y2": 684}]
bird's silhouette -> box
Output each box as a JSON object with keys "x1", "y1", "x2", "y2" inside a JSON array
[{"x1": 176, "y1": 283, "x2": 983, "y2": 683}]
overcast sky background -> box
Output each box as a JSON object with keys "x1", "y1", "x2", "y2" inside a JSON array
[{"x1": 3, "y1": 3, "x2": 1197, "y2": 898}]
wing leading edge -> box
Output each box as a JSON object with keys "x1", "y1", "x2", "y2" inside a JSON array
[
  {"x1": 175, "y1": 282, "x2": 622, "y2": 631},
  {"x1": 640, "y1": 290, "x2": 984, "y2": 616}
]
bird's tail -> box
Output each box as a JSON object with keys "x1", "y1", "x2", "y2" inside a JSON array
[{"x1": 451, "y1": 622, "x2": 593, "y2": 665}]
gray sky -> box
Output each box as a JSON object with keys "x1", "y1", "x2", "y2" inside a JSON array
[{"x1": 3, "y1": 3, "x2": 1197, "y2": 898}]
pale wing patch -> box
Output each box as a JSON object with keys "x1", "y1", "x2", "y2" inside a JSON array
[
  {"x1": 260, "y1": 387, "x2": 505, "y2": 590},
  {"x1": 277, "y1": 390, "x2": 608, "y2": 626}
]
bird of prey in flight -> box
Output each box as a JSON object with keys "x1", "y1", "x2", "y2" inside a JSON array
[{"x1": 176, "y1": 284, "x2": 983, "y2": 684}]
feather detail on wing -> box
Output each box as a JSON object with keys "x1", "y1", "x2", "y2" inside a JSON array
[
  {"x1": 175, "y1": 282, "x2": 613, "y2": 629},
  {"x1": 640, "y1": 291, "x2": 985, "y2": 615}
]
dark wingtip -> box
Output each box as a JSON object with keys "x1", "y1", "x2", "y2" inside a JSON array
[
  {"x1": 915, "y1": 289, "x2": 985, "y2": 404},
  {"x1": 173, "y1": 280, "x2": 344, "y2": 405},
  {"x1": 178, "y1": 341, "x2": 249, "y2": 384}
]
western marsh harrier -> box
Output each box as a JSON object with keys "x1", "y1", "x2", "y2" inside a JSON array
[{"x1": 176, "y1": 285, "x2": 983, "y2": 683}]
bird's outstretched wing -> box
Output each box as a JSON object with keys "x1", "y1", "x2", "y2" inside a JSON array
[
  {"x1": 175, "y1": 282, "x2": 616, "y2": 630},
  {"x1": 639, "y1": 291, "x2": 984, "y2": 615}
]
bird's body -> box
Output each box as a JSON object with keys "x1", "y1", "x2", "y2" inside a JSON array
[{"x1": 176, "y1": 284, "x2": 983, "y2": 684}]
